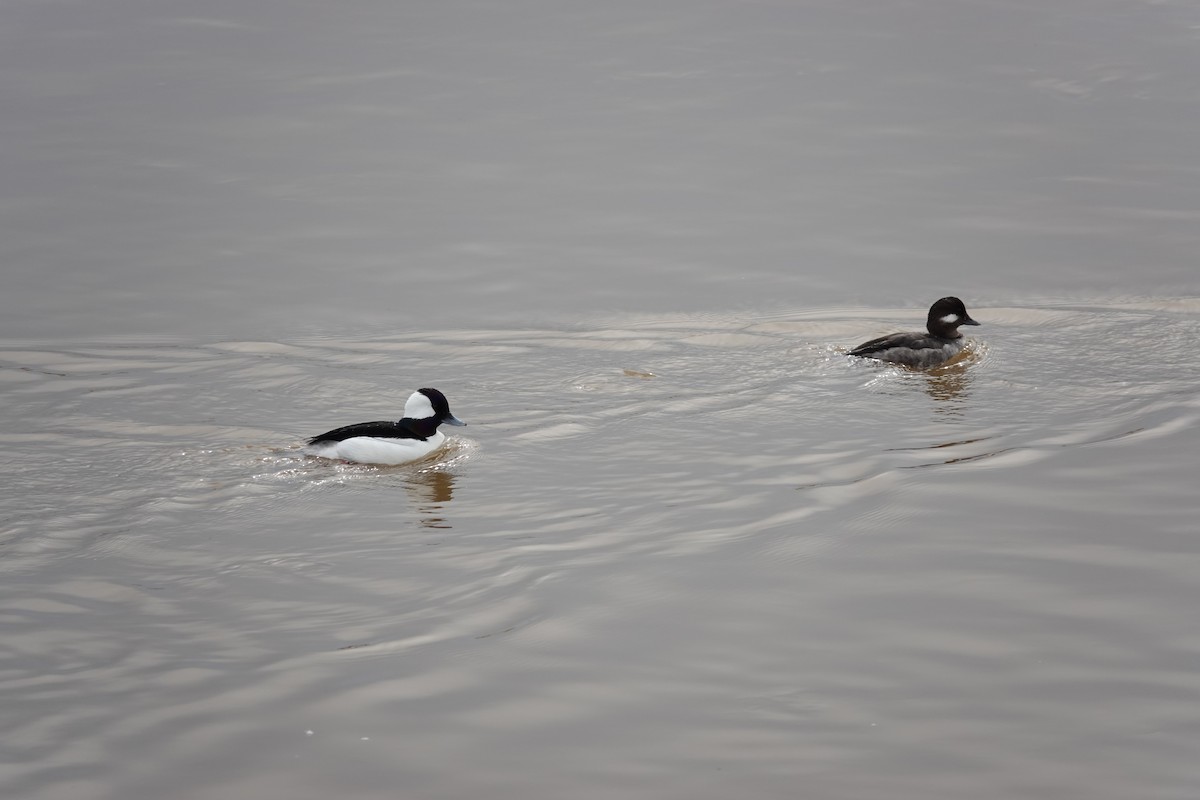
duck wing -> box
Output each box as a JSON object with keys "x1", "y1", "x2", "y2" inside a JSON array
[
  {"x1": 849, "y1": 332, "x2": 915, "y2": 357},
  {"x1": 307, "y1": 419, "x2": 425, "y2": 445}
]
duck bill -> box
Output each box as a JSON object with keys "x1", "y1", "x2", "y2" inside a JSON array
[
  {"x1": 961, "y1": 316, "x2": 981, "y2": 326},
  {"x1": 443, "y1": 414, "x2": 467, "y2": 427}
]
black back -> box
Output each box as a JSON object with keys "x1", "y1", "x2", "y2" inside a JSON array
[
  {"x1": 308, "y1": 417, "x2": 438, "y2": 445},
  {"x1": 848, "y1": 332, "x2": 929, "y2": 357}
]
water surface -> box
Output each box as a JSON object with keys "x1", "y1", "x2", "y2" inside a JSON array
[
  {"x1": 3, "y1": 1, "x2": 1200, "y2": 799},
  {"x1": 3, "y1": 300, "x2": 1199, "y2": 799}
]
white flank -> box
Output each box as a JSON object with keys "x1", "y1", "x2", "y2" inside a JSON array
[{"x1": 308, "y1": 430, "x2": 447, "y2": 465}]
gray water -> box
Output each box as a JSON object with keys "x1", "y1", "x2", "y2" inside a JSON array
[{"x1": 2, "y1": 2, "x2": 1200, "y2": 799}]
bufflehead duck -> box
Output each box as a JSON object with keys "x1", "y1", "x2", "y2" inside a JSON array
[
  {"x1": 849, "y1": 297, "x2": 981, "y2": 368},
  {"x1": 305, "y1": 388, "x2": 466, "y2": 465}
]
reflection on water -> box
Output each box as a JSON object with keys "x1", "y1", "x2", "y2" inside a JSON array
[
  {"x1": 409, "y1": 468, "x2": 456, "y2": 529},
  {"x1": 851, "y1": 343, "x2": 981, "y2": 417},
  {"x1": 924, "y1": 353, "x2": 976, "y2": 414}
]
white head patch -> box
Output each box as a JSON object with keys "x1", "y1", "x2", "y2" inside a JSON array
[
  {"x1": 404, "y1": 391, "x2": 436, "y2": 420},
  {"x1": 940, "y1": 313, "x2": 960, "y2": 324}
]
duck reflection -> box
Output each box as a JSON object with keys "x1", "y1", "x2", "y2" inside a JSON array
[
  {"x1": 924, "y1": 356, "x2": 973, "y2": 414},
  {"x1": 406, "y1": 469, "x2": 456, "y2": 529}
]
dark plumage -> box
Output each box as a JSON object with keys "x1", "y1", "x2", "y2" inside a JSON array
[
  {"x1": 308, "y1": 419, "x2": 431, "y2": 445},
  {"x1": 849, "y1": 297, "x2": 981, "y2": 368}
]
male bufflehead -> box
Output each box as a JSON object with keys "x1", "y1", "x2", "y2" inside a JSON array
[
  {"x1": 849, "y1": 297, "x2": 981, "y2": 368},
  {"x1": 305, "y1": 387, "x2": 466, "y2": 465}
]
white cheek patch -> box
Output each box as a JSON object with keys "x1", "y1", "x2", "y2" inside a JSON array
[
  {"x1": 404, "y1": 392, "x2": 436, "y2": 419},
  {"x1": 940, "y1": 313, "x2": 960, "y2": 324}
]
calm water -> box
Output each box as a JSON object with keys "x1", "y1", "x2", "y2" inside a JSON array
[{"x1": 3, "y1": 2, "x2": 1200, "y2": 799}]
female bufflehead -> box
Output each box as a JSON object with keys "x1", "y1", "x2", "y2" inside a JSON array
[
  {"x1": 305, "y1": 388, "x2": 466, "y2": 465},
  {"x1": 849, "y1": 297, "x2": 981, "y2": 368}
]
